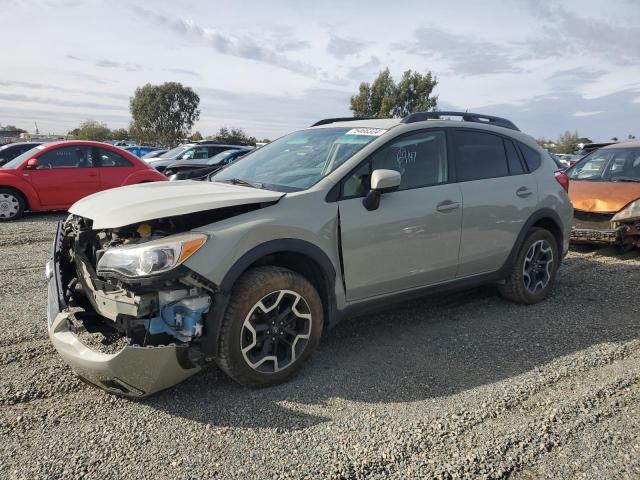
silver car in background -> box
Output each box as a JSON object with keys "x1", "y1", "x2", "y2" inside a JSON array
[{"x1": 46, "y1": 112, "x2": 573, "y2": 397}]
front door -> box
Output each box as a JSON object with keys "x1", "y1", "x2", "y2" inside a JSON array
[
  {"x1": 338, "y1": 130, "x2": 462, "y2": 301},
  {"x1": 27, "y1": 145, "x2": 100, "y2": 207}
]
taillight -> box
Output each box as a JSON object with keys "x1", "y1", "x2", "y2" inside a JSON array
[{"x1": 554, "y1": 170, "x2": 569, "y2": 193}]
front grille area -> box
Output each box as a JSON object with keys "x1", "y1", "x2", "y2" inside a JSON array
[{"x1": 573, "y1": 210, "x2": 614, "y2": 231}]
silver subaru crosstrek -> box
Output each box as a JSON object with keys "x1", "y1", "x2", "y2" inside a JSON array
[{"x1": 46, "y1": 112, "x2": 573, "y2": 397}]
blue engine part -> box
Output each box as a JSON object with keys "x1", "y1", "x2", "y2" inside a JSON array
[{"x1": 148, "y1": 291, "x2": 210, "y2": 342}]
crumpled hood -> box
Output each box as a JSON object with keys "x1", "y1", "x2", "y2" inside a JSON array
[
  {"x1": 69, "y1": 181, "x2": 285, "y2": 229},
  {"x1": 569, "y1": 179, "x2": 640, "y2": 213}
]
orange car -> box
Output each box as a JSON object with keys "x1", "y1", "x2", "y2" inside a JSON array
[{"x1": 567, "y1": 141, "x2": 640, "y2": 248}]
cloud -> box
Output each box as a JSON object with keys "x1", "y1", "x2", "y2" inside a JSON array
[
  {"x1": 165, "y1": 68, "x2": 201, "y2": 78},
  {"x1": 0, "y1": 80, "x2": 129, "y2": 100},
  {"x1": 0, "y1": 92, "x2": 126, "y2": 111},
  {"x1": 571, "y1": 110, "x2": 604, "y2": 117},
  {"x1": 326, "y1": 33, "x2": 366, "y2": 59},
  {"x1": 521, "y1": 2, "x2": 640, "y2": 66},
  {"x1": 265, "y1": 26, "x2": 310, "y2": 52},
  {"x1": 403, "y1": 27, "x2": 521, "y2": 76},
  {"x1": 346, "y1": 56, "x2": 382, "y2": 81},
  {"x1": 571, "y1": 111, "x2": 604, "y2": 117},
  {"x1": 130, "y1": 6, "x2": 318, "y2": 77},
  {"x1": 445, "y1": 89, "x2": 640, "y2": 141},
  {"x1": 197, "y1": 87, "x2": 352, "y2": 137},
  {"x1": 96, "y1": 59, "x2": 141, "y2": 72}
]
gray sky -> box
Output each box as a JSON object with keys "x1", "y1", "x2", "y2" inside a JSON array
[{"x1": 1, "y1": 0, "x2": 639, "y2": 141}]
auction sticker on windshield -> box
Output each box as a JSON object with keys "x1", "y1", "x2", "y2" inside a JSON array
[{"x1": 345, "y1": 128, "x2": 387, "y2": 136}]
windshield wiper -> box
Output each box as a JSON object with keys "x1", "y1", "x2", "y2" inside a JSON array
[{"x1": 215, "y1": 178, "x2": 264, "y2": 189}]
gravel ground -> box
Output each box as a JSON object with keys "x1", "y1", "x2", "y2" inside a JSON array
[{"x1": 1, "y1": 212, "x2": 639, "y2": 479}]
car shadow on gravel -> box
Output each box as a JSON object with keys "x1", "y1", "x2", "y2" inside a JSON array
[{"x1": 146, "y1": 251, "x2": 640, "y2": 430}]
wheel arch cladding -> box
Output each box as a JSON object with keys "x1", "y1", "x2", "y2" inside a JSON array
[
  {"x1": 201, "y1": 239, "x2": 337, "y2": 357},
  {"x1": 220, "y1": 239, "x2": 337, "y2": 325},
  {"x1": 505, "y1": 208, "x2": 564, "y2": 274},
  {"x1": 531, "y1": 216, "x2": 563, "y2": 254}
]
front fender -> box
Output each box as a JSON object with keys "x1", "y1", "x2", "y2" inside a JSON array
[{"x1": 0, "y1": 172, "x2": 42, "y2": 209}]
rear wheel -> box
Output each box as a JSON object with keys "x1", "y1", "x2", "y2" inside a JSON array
[
  {"x1": 498, "y1": 228, "x2": 559, "y2": 304},
  {"x1": 0, "y1": 188, "x2": 25, "y2": 221},
  {"x1": 216, "y1": 266, "x2": 324, "y2": 387}
]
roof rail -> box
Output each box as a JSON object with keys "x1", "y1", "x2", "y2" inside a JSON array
[
  {"x1": 310, "y1": 117, "x2": 377, "y2": 127},
  {"x1": 400, "y1": 111, "x2": 520, "y2": 131}
]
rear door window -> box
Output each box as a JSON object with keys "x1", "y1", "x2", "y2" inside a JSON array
[
  {"x1": 453, "y1": 130, "x2": 508, "y2": 181},
  {"x1": 96, "y1": 148, "x2": 133, "y2": 167}
]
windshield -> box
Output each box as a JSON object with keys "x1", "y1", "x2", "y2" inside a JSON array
[
  {"x1": 155, "y1": 145, "x2": 193, "y2": 160},
  {"x1": 210, "y1": 127, "x2": 385, "y2": 191},
  {"x1": 1, "y1": 145, "x2": 45, "y2": 169},
  {"x1": 568, "y1": 148, "x2": 640, "y2": 182}
]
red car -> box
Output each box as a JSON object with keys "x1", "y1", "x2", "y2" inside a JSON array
[{"x1": 0, "y1": 141, "x2": 166, "y2": 220}]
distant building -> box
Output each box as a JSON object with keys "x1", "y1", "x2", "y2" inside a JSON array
[{"x1": 19, "y1": 132, "x2": 67, "y2": 142}]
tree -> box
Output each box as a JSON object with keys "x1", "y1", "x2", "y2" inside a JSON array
[
  {"x1": 350, "y1": 67, "x2": 438, "y2": 118},
  {"x1": 628, "y1": 134, "x2": 636, "y2": 140},
  {"x1": 392, "y1": 70, "x2": 438, "y2": 117},
  {"x1": 73, "y1": 120, "x2": 111, "y2": 141},
  {"x1": 111, "y1": 128, "x2": 129, "y2": 141},
  {"x1": 554, "y1": 131, "x2": 582, "y2": 154},
  {"x1": 210, "y1": 127, "x2": 257, "y2": 145},
  {"x1": 129, "y1": 82, "x2": 200, "y2": 147},
  {"x1": 191, "y1": 131, "x2": 203, "y2": 141},
  {"x1": 0, "y1": 124, "x2": 26, "y2": 134}
]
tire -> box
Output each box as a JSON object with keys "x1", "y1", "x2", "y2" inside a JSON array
[
  {"x1": 0, "y1": 188, "x2": 26, "y2": 221},
  {"x1": 216, "y1": 266, "x2": 324, "y2": 387},
  {"x1": 498, "y1": 227, "x2": 559, "y2": 304}
]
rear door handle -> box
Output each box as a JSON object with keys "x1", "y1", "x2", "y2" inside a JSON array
[
  {"x1": 516, "y1": 187, "x2": 533, "y2": 198},
  {"x1": 436, "y1": 200, "x2": 460, "y2": 213}
]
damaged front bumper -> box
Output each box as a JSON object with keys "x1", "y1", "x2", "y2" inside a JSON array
[
  {"x1": 46, "y1": 222, "x2": 202, "y2": 398},
  {"x1": 570, "y1": 210, "x2": 640, "y2": 247}
]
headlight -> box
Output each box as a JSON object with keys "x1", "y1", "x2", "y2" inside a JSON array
[
  {"x1": 611, "y1": 199, "x2": 640, "y2": 222},
  {"x1": 97, "y1": 232, "x2": 207, "y2": 278}
]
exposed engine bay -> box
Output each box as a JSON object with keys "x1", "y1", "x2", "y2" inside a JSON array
[{"x1": 58, "y1": 214, "x2": 216, "y2": 356}]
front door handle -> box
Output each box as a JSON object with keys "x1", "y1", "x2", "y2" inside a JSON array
[
  {"x1": 516, "y1": 187, "x2": 533, "y2": 198},
  {"x1": 436, "y1": 200, "x2": 460, "y2": 213}
]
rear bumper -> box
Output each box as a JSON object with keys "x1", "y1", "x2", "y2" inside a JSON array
[{"x1": 46, "y1": 222, "x2": 201, "y2": 398}]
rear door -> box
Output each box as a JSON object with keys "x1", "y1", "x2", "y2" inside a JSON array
[
  {"x1": 94, "y1": 147, "x2": 136, "y2": 189},
  {"x1": 338, "y1": 129, "x2": 462, "y2": 301},
  {"x1": 27, "y1": 145, "x2": 100, "y2": 207},
  {"x1": 452, "y1": 129, "x2": 538, "y2": 277}
]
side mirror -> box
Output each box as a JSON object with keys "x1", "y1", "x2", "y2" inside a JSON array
[
  {"x1": 362, "y1": 169, "x2": 401, "y2": 211},
  {"x1": 25, "y1": 158, "x2": 39, "y2": 170}
]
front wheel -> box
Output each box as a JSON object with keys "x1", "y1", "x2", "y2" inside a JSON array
[
  {"x1": 0, "y1": 188, "x2": 25, "y2": 221},
  {"x1": 498, "y1": 228, "x2": 559, "y2": 304},
  {"x1": 216, "y1": 266, "x2": 324, "y2": 387}
]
